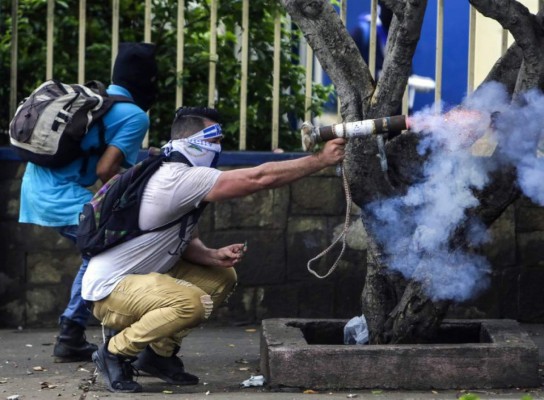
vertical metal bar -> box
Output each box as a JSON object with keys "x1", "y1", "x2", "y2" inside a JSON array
[
  {"x1": 338, "y1": 0, "x2": 347, "y2": 120},
  {"x1": 402, "y1": 86, "x2": 409, "y2": 115},
  {"x1": 9, "y1": 0, "x2": 19, "y2": 119},
  {"x1": 467, "y1": 5, "x2": 476, "y2": 94},
  {"x1": 141, "y1": 0, "x2": 152, "y2": 149},
  {"x1": 304, "y1": 43, "x2": 313, "y2": 123},
  {"x1": 46, "y1": 0, "x2": 54, "y2": 80},
  {"x1": 112, "y1": 0, "x2": 120, "y2": 72},
  {"x1": 142, "y1": 0, "x2": 151, "y2": 149},
  {"x1": 435, "y1": 0, "x2": 443, "y2": 109},
  {"x1": 271, "y1": 11, "x2": 281, "y2": 151},
  {"x1": 78, "y1": 0, "x2": 86, "y2": 84},
  {"x1": 208, "y1": 0, "x2": 218, "y2": 108},
  {"x1": 144, "y1": 0, "x2": 152, "y2": 43},
  {"x1": 340, "y1": 0, "x2": 347, "y2": 28},
  {"x1": 239, "y1": 0, "x2": 249, "y2": 150},
  {"x1": 501, "y1": 29, "x2": 508, "y2": 55},
  {"x1": 368, "y1": 0, "x2": 378, "y2": 78},
  {"x1": 176, "y1": 0, "x2": 185, "y2": 108}
]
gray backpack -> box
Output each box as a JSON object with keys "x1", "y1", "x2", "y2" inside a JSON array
[{"x1": 9, "y1": 80, "x2": 132, "y2": 168}]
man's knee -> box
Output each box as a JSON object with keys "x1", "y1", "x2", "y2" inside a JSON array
[
  {"x1": 173, "y1": 291, "x2": 213, "y2": 328},
  {"x1": 220, "y1": 267, "x2": 238, "y2": 291},
  {"x1": 199, "y1": 294, "x2": 213, "y2": 320}
]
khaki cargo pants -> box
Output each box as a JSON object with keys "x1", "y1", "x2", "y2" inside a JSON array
[{"x1": 92, "y1": 260, "x2": 237, "y2": 357}]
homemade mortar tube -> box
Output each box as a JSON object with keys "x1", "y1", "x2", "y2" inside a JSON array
[{"x1": 301, "y1": 115, "x2": 409, "y2": 151}]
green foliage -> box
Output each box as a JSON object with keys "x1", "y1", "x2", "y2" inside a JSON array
[
  {"x1": 458, "y1": 394, "x2": 480, "y2": 400},
  {"x1": 458, "y1": 394, "x2": 534, "y2": 400},
  {"x1": 0, "y1": 0, "x2": 333, "y2": 150}
]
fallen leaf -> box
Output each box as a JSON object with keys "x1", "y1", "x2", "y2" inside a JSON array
[
  {"x1": 245, "y1": 328, "x2": 257, "y2": 333},
  {"x1": 303, "y1": 389, "x2": 319, "y2": 394}
]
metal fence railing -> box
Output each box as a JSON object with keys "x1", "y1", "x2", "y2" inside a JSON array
[{"x1": 7, "y1": 0, "x2": 538, "y2": 150}]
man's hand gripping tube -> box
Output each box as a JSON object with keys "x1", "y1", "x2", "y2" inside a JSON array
[{"x1": 301, "y1": 115, "x2": 409, "y2": 152}]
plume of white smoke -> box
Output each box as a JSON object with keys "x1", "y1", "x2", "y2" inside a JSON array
[
  {"x1": 365, "y1": 82, "x2": 543, "y2": 302},
  {"x1": 492, "y1": 89, "x2": 544, "y2": 206}
]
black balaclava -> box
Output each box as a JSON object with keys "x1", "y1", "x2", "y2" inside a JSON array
[{"x1": 112, "y1": 42, "x2": 158, "y2": 112}]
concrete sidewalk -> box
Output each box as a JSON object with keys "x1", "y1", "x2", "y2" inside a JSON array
[{"x1": 1, "y1": 323, "x2": 544, "y2": 400}]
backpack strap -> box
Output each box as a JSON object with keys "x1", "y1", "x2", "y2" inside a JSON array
[
  {"x1": 79, "y1": 93, "x2": 134, "y2": 175},
  {"x1": 136, "y1": 151, "x2": 208, "y2": 256},
  {"x1": 84, "y1": 80, "x2": 107, "y2": 96},
  {"x1": 167, "y1": 204, "x2": 208, "y2": 256},
  {"x1": 168, "y1": 151, "x2": 191, "y2": 165}
]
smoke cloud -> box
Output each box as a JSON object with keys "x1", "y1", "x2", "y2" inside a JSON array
[{"x1": 365, "y1": 82, "x2": 544, "y2": 302}]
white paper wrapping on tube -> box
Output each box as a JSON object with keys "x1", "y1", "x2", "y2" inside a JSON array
[{"x1": 332, "y1": 120, "x2": 376, "y2": 139}]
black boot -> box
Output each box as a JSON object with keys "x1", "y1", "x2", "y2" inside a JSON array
[
  {"x1": 133, "y1": 345, "x2": 199, "y2": 385},
  {"x1": 92, "y1": 343, "x2": 142, "y2": 393},
  {"x1": 53, "y1": 318, "x2": 98, "y2": 362}
]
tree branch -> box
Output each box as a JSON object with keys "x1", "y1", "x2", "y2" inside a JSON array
[
  {"x1": 379, "y1": 0, "x2": 406, "y2": 20},
  {"x1": 280, "y1": 0, "x2": 373, "y2": 122},
  {"x1": 482, "y1": 43, "x2": 523, "y2": 95},
  {"x1": 470, "y1": 0, "x2": 544, "y2": 92},
  {"x1": 371, "y1": 0, "x2": 428, "y2": 116}
]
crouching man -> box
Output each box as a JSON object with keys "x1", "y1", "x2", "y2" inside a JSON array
[{"x1": 81, "y1": 106, "x2": 346, "y2": 393}]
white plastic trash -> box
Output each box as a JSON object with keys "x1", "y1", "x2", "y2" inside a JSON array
[
  {"x1": 241, "y1": 375, "x2": 265, "y2": 387},
  {"x1": 343, "y1": 315, "x2": 369, "y2": 345}
]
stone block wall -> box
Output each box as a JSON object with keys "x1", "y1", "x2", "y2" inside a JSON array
[
  {"x1": 1, "y1": 152, "x2": 543, "y2": 328},
  {"x1": 0, "y1": 155, "x2": 366, "y2": 328}
]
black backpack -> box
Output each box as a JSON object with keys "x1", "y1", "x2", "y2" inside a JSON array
[
  {"x1": 76, "y1": 153, "x2": 207, "y2": 258},
  {"x1": 9, "y1": 80, "x2": 133, "y2": 168}
]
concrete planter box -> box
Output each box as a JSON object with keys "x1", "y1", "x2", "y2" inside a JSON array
[{"x1": 260, "y1": 318, "x2": 539, "y2": 390}]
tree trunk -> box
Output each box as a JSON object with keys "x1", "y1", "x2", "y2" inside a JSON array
[{"x1": 281, "y1": 0, "x2": 541, "y2": 344}]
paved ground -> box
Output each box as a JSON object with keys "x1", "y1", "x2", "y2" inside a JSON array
[{"x1": 1, "y1": 322, "x2": 544, "y2": 400}]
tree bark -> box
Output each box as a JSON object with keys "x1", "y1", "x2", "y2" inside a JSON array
[
  {"x1": 281, "y1": 0, "x2": 538, "y2": 344},
  {"x1": 471, "y1": 0, "x2": 544, "y2": 93},
  {"x1": 280, "y1": 0, "x2": 370, "y2": 122}
]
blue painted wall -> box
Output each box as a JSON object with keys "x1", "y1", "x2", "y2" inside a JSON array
[
  {"x1": 325, "y1": 1, "x2": 470, "y2": 113},
  {"x1": 411, "y1": 1, "x2": 470, "y2": 112}
]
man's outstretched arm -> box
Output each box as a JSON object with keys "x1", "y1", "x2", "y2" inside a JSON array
[{"x1": 204, "y1": 138, "x2": 345, "y2": 202}]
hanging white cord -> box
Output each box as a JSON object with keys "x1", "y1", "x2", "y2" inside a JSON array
[{"x1": 307, "y1": 162, "x2": 352, "y2": 279}]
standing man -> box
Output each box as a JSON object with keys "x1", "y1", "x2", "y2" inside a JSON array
[
  {"x1": 82, "y1": 106, "x2": 346, "y2": 393},
  {"x1": 19, "y1": 42, "x2": 158, "y2": 362}
]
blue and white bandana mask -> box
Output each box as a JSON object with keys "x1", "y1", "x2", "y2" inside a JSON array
[{"x1": 162, "y1": 124, "x2": 223, "y2": 168}]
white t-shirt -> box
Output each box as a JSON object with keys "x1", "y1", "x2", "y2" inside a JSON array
[{"x1": 82, "y1": 162, "x2": 222, "y2": 301}]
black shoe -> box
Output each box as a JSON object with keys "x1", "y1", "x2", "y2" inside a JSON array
[
  {"x1": 53, "y1": 318, "x2": 98, "y2": 362},
  {"x1": 133, "y1": 346, "x2": 199, "y2": 385},
  {"x1": 92, "y1": 343, "x2": 142, "y2": 393}
]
